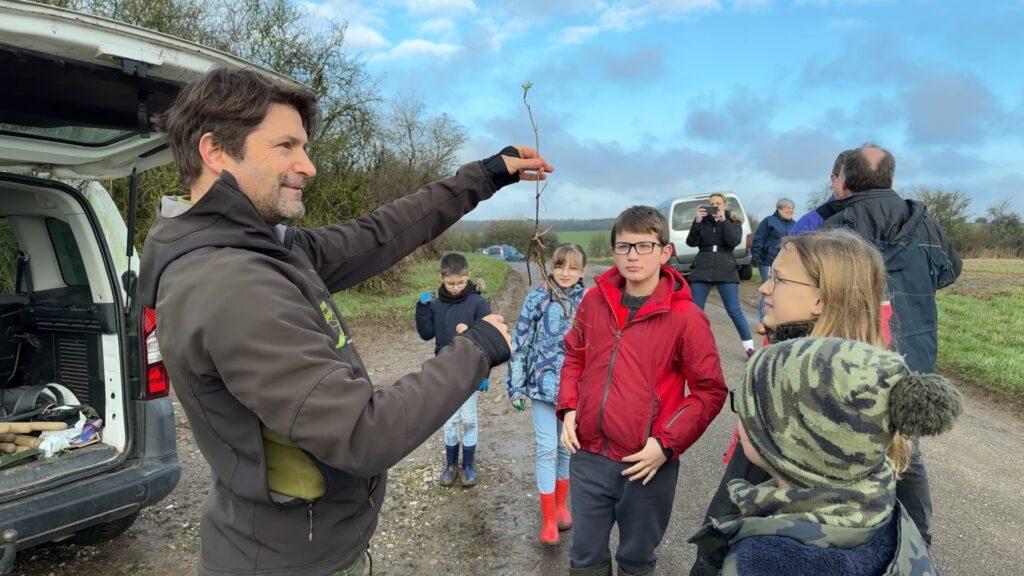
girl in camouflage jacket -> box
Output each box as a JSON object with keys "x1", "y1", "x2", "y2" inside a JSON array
[{"x1": 690, "y1": 336, "x2": 961, "y2": 576}]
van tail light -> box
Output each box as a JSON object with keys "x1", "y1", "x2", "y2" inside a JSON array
[
  {"x1": 745, "y1": 234, "x2": 752, "y2": 250},
  {"x1": 142, "y1": 307, "x2": 169, "y2": 400}
]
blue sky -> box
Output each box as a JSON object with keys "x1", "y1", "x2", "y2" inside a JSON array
[{"x1": 305, "y1": 0, "x2": 1024, "y2": 222}]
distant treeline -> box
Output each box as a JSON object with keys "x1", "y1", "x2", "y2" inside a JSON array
[{"x1": 453, "y1": 218, "x2": 615, "y2": 233}]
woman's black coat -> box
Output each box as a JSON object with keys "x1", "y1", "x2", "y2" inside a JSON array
[{"x1": 685, "y1": 211, "x2": 742, "y2": 284}]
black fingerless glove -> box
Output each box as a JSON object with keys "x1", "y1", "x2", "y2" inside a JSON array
[
  {"x1": 459, "y1": 320, "x2": 512, "y2": 367},
  {"x1": 482, "y1": 146, "x2": 521, "y2": 189}
]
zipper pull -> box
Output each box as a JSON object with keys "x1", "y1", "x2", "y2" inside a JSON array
[{"x1": 307, "y1": 502, "x2": 314, "y2": 542}]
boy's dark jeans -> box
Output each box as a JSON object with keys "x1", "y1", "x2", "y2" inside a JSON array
[{"x1": 569, "y1": 450, "x2": 680, "y2": 574}]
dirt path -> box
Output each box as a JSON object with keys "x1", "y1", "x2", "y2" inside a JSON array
[{"x1": 13, "y1": 266, "x2": 1024, "y2": 575}]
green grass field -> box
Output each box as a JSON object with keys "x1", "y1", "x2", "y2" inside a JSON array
[
  {"x1": 556, "y1": 230, "x2": 613, "y2": 263},
  {"x1": 742, "y1": 258, "x2": 1024, "y2": 395},
  {"x1": 335, "y1": 253, "x2": 509, "y2": 321},
  {"x1": 557, "y1": 230, "x2": 606, "y2": 247},
  {"x1": 937, "y1": 259, "x2": 1024, "y2": 395}
]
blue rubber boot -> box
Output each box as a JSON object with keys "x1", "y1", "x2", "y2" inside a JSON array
[
  {"x1": 461, "y1": 444, "x2": 477, "y2": 487},
  {"x1": 440, "y1": 444, "x2": 459, "y2": 487}
]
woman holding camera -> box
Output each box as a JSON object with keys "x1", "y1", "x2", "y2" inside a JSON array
[{"x1": 686, "y1": 193, "x2": 755, "y2": 357}]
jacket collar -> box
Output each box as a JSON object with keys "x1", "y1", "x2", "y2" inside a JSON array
[
  {"x1": 595, "y1": 265, "x2": 691, "y2": 320},
  {"x1": 139, "y1": 171, "x2": 293, "y2": 307},
  {"x1": 707, "y1": 503, "x2": 931, "y2": 576}
]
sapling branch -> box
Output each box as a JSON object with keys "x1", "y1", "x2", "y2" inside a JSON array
[{"x1": 522, "y1": 82, "x2": 569, "y2": 316}]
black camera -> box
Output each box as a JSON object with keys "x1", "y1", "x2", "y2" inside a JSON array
[{"x1": 700, "y1": 205, "x2": 719, "y2": 216}]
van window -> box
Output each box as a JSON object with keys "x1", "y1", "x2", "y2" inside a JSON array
[
  {"x1": 0, "y1": 218, "x2": 21, "y2": 294},
  {"x1": 46, "y1": 218, "x2": 90, "y2": 287},
  {"x1": 671, "y1": 197, "x2": 745, "y2": 230}
]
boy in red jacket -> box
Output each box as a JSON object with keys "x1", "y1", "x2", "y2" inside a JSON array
[{"x1": 558, "y1": 205, "x2": 727, "y2": 576}]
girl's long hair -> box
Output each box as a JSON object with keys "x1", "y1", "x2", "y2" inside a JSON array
[{"x1": 780, "y1": 229, "x2": 911, "y2": 474}]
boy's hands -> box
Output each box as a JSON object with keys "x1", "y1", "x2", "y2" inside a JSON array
[
  {"x1": 621, "y1": 438, "x2": 668, "y2": 485},
  {"x1": 418, "y1": 291, "x2": 433, "y2": 304},
  {"x1": 560, "y1": 410, "x2": 580, "y2": 454},
  {"x1": 511, "y1": 398, "x2": 527, "y2": 411}
]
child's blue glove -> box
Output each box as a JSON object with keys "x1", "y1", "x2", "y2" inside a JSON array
[
  {"x1": 478, "y1": 378, "x2": 489, "y2": 392},
  {"x1": 418, "y1": 291, "x2": 433, "y2": 304}
]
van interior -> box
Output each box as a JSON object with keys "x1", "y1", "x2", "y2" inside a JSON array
[{"x1": 0, "y1": 177, "x2": 127, "y2": 497}]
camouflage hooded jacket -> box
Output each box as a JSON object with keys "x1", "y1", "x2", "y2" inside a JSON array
[{"x1": 693, "y1": 503, "x2": 938, "y2": 576}]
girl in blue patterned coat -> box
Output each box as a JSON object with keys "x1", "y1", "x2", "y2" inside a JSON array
[{"x1": 507, "y1": 243, "x2": 587, "y2": 546}]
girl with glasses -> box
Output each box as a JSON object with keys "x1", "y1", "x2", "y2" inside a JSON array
[
  {"x1": 689, "y1": 229, "x2": 924, "y2": 576},
  {"x1": 507, "y1": 243, "x2": 588, "y2": 545}
]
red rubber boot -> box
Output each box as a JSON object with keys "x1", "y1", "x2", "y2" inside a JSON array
[
  {"x1": 555, "y1": 478, "x2": 573, "y2": 530},
  {"x1": 539, "y1": 492, "x2": 559, "y2": 545}
]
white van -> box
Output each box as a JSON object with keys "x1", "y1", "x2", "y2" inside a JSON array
[
  {"x1": 0, "y1": 1, "x2": 294, "y2": 571},
  {"x1": 658, "y1": 192, "x2": 754, "y2": 280}
]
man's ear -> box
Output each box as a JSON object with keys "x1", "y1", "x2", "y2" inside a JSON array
[{"x1": 198, "y1": 132, "x2": 226, "y2": 175}]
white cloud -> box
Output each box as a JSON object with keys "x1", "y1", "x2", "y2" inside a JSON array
[
  {"x1": 556, "y1": 25, "x2": 601, "y2": 44},
  {"x1": 903, "y1": 71, "x2": 998, "y2": 146},
  {"x1": 304, "y1": 0, "x2": 385, "y2": 26},
  {"x1": 303, "y1": 0, "x2": 390, "y2": 52},
  {"x1": 460, "y1": 16, "x2": 508, "y2": 54},
  {"x1": 420, "y1": 17, "x2": 456, "y2": 34},
  {"x1": 599, "y1": 0, "x2": 721, "y2": 31},
  {"x1": 387, "y1": 39, "x2": 461, "y2": 60},
  {"x1": 394, "y1": 0, "x2": 478, "y2": 15},
  {"x1": 345, "y1": 23, "x2": 391, "y2": 51}
]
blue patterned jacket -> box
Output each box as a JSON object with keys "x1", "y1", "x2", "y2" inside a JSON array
[{"x1": 506, "y1": 279, "x2": 586, "y2": 404}]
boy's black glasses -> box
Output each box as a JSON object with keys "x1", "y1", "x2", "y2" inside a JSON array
[{"x1": 612, "y1": 241, "x2": 663, "y2": 255}]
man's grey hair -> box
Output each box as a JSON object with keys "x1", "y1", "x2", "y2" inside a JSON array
[
  {"x1": 777, "y1": 198, "x2": 795, "y2": 210},
  {"x1": 841, "y1": 142, "x2": 896, "y2": 193}
]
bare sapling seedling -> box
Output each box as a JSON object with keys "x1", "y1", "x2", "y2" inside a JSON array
[{"x1": 522, "y1": 82, "x2": 570, "y2": 316}]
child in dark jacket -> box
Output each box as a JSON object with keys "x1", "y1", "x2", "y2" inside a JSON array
[
  {"x1": 557, "y1": 206, "x2": 727, "y2": 576},
  {"x1": 507, "y1": 243, "x2": 588, "y2": 545},
  {"x1": 689, "y1": 337, "x2": 961, "y2": 576},
  {"x1": 415, "y1": 253, "x2": 490, "y2": 487}
]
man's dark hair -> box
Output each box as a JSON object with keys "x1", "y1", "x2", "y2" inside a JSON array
[
  {"x1": 153, "y1": 67, "x2": 320, "y2": 188},
  {"x1": 610, "y1": 205, "x2": 669, "y2": 245},
  {"x1": 440, "y1": 253, "x2": 469, "y2": 276},
  {"x1": 831, "y1": 149, "x2": 855, "y2": 177},
  {"x1": 842, "y1": 143, "x2": 896, "y2": 193}
]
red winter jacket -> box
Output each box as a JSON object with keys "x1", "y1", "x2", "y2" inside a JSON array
[{"x1": 557, "y1": 265, "x2": 727, "y2": 462}]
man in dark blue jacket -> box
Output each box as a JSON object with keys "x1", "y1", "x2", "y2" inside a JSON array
[
  {"x1": 751, "y1": 198, "x2": 795, "y2": 331},
  {"x1": 819, "y1": 142, "x2": 962, "y2": 546}
]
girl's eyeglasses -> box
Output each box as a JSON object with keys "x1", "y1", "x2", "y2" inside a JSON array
[{"x1": 765, "y1": 268, "x2": 817, "y2": 290}]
